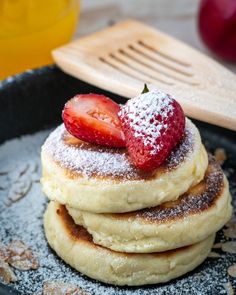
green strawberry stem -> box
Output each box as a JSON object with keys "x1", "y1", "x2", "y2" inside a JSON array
[{"x1": 141, "y1": 83, "x2": 149, "y2": 94}]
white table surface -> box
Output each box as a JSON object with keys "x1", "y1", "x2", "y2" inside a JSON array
[{"x1": 76, "y1": 0, "x2": 236, "y2": 74}]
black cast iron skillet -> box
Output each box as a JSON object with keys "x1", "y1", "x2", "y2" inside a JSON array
[{"x1": 0, "y1": 65, "x2": 235, "y2": 295}]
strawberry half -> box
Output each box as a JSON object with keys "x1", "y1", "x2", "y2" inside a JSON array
[
  {"x1": 62, "y1": 94, "x2": 125, "y2": 147},
  {"x1": 118, "y1": 89, "x2": 185, "y2": 171}
]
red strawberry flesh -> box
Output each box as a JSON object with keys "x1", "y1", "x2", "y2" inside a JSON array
[
  {"x1": 62, "y1": 94, "x2": 125, "y2": 147},
  {"x1": 118, "y1": 90, "x2": 185, "y2": 171}
]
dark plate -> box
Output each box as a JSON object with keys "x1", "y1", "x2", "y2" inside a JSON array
[{"x1": 0, "y1": 66, "x2": 235, "y2": 295}]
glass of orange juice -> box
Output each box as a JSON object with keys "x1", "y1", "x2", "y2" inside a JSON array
[{"x1": 0, "y1": 0, "x2": 80, "y2": 79}]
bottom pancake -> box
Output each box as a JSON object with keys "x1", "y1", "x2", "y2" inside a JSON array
[
  {"x1": 67, "y1": 156, "x2": 232, "y2": 253},
  {"x1": 44, "y1": 201, "x2": 215, "y2": 286}
]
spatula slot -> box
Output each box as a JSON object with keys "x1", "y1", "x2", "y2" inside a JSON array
[
  {"x1": 118, "y1": 48, "x2": 197, "y2": 86},
  {"x1": 99, "y1": 57, "x2": 152, "y2": 84},
  {"x1": 128, "y1": 43, "x2": 194, "y2": 78},
  {"x1": 137, "y1": 40, "x2": 191, "y2": 68},
  {"x1": 107, "y1": 53, "x2": 174, "y2": 85}
]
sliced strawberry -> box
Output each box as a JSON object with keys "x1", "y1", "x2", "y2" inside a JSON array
[
  {"x1": 118, "y1": 90, "x2": 185, "y2": 171},
  {"x1": 62, "y1": 94, "x2": 125, "y2": 147}
]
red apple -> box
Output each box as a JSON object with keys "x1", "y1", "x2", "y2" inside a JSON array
[{"x1": 198, "y1": 0, "x2": 236, "y2": 62}]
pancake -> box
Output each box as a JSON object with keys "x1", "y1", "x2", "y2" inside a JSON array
[
  {"x1": 41, "y1": 119, "x2": 208, "y2": 213},
  {"x1": 44, "y1": 201, "x2": 215, "y2": 286},
  {"x1": 67, "y1": 156, "x2": 232, "y2": 253}
]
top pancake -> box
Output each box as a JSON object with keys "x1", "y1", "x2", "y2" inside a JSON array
[
  {"x1": 43, "y1": 119, "x2": 195, "y2": 180},
  {"x1": 41, "y1": 119, "x2": 208, "y2": 213}
]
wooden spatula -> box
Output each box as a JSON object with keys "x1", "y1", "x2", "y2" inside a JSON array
[{"x1": 52, "y1": 19, "x2": 236, "y2": 131}]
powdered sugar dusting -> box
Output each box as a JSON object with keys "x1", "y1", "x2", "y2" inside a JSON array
[
  {"x1": 135, "y1": 155, "x2": 224, "y2": 222},
  {"x1": 119, "y1": 90, "x2": 174, "y2": 154},
  {"x1": 42, "y1": 125, "x2": 139, "y2": 180},
  {"x1": 165, "y1": 127, "x2": 194, "y2": 169},
  {"x1": 41, "y1": 120, "x2": 194, "y2": 181}
]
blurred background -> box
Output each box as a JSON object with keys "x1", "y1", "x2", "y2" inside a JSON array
[{"x1": 1, "y1": 0, "x2": 236, "y2": 80}]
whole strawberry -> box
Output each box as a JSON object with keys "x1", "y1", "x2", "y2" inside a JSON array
[{"x1": 118, "y1": 89, "x2": 185, "y2": 171}]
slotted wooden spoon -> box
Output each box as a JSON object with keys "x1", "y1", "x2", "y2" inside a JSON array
[{"x1": 52, "y1": 19, "x2": 236, "y2": 131}]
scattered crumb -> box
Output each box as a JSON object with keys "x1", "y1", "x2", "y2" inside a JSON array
[
  {"x1": 7, "y1": 240, "x2": 39, "y2": 271},
  {"x1": 212, "y1": 243, "x2": 223, "y2": 249},
  {"x1": 226, "y1": 215, "x2": 236, "y2": 228},
  {"x1": 0, "y1": 258, "x2": 17, "y2": 284},
  {"x1": 224, "y1": 215, "x2": 236, "y2": 238},
  {"x1": 224, "y1": 227, "x2": 236, "y2": 239},
  {"x1": 224, "y1": 281, "x2": 234, "y2": 295},
  {"x1": 3, "y1": 161, "x2": 39, "y2": 207},
  {"x1": 214, "y1": 148, "x2": 227, "y2": 165},
  {"x1": 0, "y1": 240, "x2": 39, "y2": 284},
  {"x1": 208, "y1": 252, "x2": 221, "y2": 258},
  {"x1": 37, "y1": 281, "x2": 90, "y2": 295},
  {"x1": 228, "y1": 264, "x2": 236, "y2": 278},
  {"x1": 222, "y1": 242, "x2": 236, "y2": 254},
  {"x1": 0, "y1": 242, "x2": 10, "y2": 261}
]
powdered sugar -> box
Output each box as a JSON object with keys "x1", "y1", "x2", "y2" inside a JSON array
[
  {"x1": 165, "y1": 127, "x2": 193, "y2": 169},
  {"x1": 42, "y1": 120, "x2": 194, "y2": 181},
  {"x1": 42, "y1": 125, "x2": 139, "y2": 180},
  {"x1": 136, "y1": 156, "x2": 223, "y2": 222},
  {"x1": 118, "y1": 90, "x2": 174, "y2": 153}
]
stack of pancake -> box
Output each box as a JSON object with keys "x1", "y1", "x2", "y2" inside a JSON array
[{"x1": 41, "y1": 118, "x2": 232, "y2": 286}]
